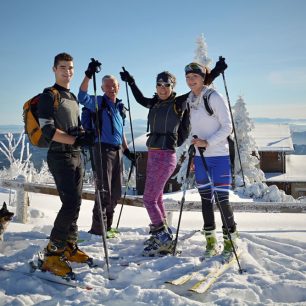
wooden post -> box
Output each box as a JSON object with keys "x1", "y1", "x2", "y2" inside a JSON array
[
  {"x1": 15, "y1": 175, "x2": 29, "y2": 223},
  {"x1": 166, "y1": 211, "x2": 173, "y2": 227}
]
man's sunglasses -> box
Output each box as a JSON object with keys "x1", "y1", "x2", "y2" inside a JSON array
[{"x1": 156, "y1": 82, "x2": 171, "y2": 88}]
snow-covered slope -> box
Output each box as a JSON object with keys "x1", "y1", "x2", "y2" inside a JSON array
[{"x1": 0, "y1": 191, "x2": 306, "y2": 305}]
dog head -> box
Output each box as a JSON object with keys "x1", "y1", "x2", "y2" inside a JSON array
[
  {"x1": 0, "y1": 202, "x2": 14, "y2": 221},
  {"x1": 0, "y1": 202, "x2": 14, "y2": 241}
]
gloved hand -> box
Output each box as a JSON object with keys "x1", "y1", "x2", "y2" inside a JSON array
[
  {"x1": 123, "y1": 148, "x2": 137, "y2": 163},
  {"x1": 204, "y1": 57, "x2": 227, "y2": 86},
  {"x1": 120, "y1": 68, "x2": 135, "y2": 85},
  {"x1": 74, "y1": 130, "x2": 95, "y2": 147},
  {"x1": 85, "y1": 58, "x2": 102, "y2": 79}
]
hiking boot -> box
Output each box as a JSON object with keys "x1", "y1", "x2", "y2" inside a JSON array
[
  {"x1": 64, "y1": 242, "x2": 92, "y2": 264},
  {"x1": 142, "y1": 227, "x2": 173, "y2": 257},
  {"x1": 40, "y1": 241, "x2": 73, "y2": 278},
  {"x1": 221, "y1": 227, "x2": 239, "y2": 261},
  {"x1": 203, "y1": 229, "x2": 219, "y2": 258}
]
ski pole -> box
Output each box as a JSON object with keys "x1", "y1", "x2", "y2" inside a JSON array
[
  {"x1": 91, "y1": 58, "x2": 112, "y2": 280},
  {"x1": 193, "y1": 135, "x2": 244, "y2": 273},
  {"x1": 219, "y1": 56, "x2": 245, "y2": 187},
  {"x1": 115, "y1": 161, "x2": 134, "y2": 229},
  {"x1": 115, "y1": 66, "x2": 138, "y2": 228},
  {"x1": 172, "y1": 143, "x2": 196, "y2": 256}
]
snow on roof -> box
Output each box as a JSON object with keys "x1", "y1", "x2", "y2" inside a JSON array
[
  {"x1": 265, "y1": 155, "x2": 306, "y2": 182},
  {"x1": 133, "y1": 123, "x2": 294, "y2": 153},
  {"x1": 251, "y1": 123, "x2": 294, "y2": 152}
]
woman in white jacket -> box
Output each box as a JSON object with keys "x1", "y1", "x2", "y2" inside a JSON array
[{"x1": 185, "y1": 62, "x2": 238, "y2": 260}]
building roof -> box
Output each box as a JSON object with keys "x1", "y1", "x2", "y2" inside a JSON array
[
  {"x1": 251, "y1": 123, "x2": 294, "y2": 152},
  {"x1": 265, "y1": 155, "x2": 306, "y2": 182}
]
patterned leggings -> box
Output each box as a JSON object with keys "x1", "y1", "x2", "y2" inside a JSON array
[{"x1": 143, "y1": 149, "x2": 177, "y2": 226}]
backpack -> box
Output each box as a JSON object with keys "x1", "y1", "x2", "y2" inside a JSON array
[
  {"x1": 202, "y1": 89, "x2": 236, "y2": 177},
  {"x1": 81, "y1": 96, "x2": 126, "y2": 135},
  {"x1": 23, "y1": 87, "x2": 60, "y2": 147}
]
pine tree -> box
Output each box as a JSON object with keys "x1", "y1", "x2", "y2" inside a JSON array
[
  {"x1": 232, "y1": 96, "x2": 265, "y2": 185},
  {"x1": 194, "y1": 33, "x2": 211, "y2": 67}
]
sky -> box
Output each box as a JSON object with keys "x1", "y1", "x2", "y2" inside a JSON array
[{"x1": 0, "y1": 0, "x2": 306, "y2": 125}]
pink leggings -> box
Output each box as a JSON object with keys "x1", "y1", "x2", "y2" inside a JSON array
[{"x1": 143, "y1": 149, "x2": 177, "y2": 226}]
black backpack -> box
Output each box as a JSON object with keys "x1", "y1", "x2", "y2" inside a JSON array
[{"x1": 81, "y1": 96, "x2": 126, "y2": 135}]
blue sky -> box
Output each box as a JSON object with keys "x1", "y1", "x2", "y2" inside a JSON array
[{"x1": 1, "y1": 0, "x2": 306, "y2": 125}]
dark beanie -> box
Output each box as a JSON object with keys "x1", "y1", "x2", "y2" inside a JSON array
[
  {"x1": 156, "y1": 71, "x2": 176, "y2": 87},
  {"x1": 185, "y1": 62, "x2": 206, "y2": 78}
]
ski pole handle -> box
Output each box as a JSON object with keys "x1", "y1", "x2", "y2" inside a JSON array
[{"x1": 192, "y1": 135, "x2": 206, "y2": 154}]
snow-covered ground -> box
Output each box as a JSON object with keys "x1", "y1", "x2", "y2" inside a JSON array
[{"x1": 1, "y1": 190, "x2": 306, "y2": 306}]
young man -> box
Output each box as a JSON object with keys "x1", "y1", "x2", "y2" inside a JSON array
[
  {"x1": 185, "y1": 62, "x2": 238, "y2": 261},
  {"x1": 38, "y1": 53, "x2": 95, "y2": 278},
  {"x1": 78, "y1": 60, "x2": 134, "y2": 238}
]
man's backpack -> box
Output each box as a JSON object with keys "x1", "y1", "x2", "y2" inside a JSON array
[
  {"x1": 81, "y1": 96, "x2": 126, "y2": 135},
  {"x1": 23, "y1": 87, "x2": 60, "y2": 147}
]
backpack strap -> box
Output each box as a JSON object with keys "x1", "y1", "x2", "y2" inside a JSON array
[{"x1": 203, "y1": 88, "x2": 215, "y2": 116}]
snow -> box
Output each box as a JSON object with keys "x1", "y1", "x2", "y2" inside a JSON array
[
  {"x1": 251, "y1": 123, "x2": 294, "y2": 152},
  {"x1": 1, "y1": 190, "x2": 306, "y2": 305}
]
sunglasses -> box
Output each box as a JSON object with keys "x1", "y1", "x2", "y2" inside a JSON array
[
  {"x1": 184, "y1": 63, "x2": 204, "y2": 74},
  {"x1": 156, "y1": 82, "x2": 171, "y2": 88}
]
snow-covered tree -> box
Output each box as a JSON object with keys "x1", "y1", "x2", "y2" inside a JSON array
[
  {"x1": 194, "y1": 33, "x2": 211, "y2": 67},
  {"x1": 232, "y1": 96, "x2": 264, "y2": 185},
  {"x1": 0, "y1": 132, "x2": 52, "y2": 183}
]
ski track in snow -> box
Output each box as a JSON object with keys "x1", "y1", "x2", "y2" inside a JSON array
[{"x1": 1, "y1": 227, "x2": 306, "y2": 306}]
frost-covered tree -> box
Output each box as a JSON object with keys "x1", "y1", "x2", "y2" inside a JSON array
[
  {"x1": 0, "y1": 132, "x2": 52, "y2": 183},
  {"x1": 194, "y1": 33, "x2": 211, "y2": 67},
  {"x1": 232, "y1": 96, "x2": 265, "y2": 185}
]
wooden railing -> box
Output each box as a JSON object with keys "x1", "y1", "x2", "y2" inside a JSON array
[{"x1": 1, "y1": 176, "x2": 305, "y2": 224}]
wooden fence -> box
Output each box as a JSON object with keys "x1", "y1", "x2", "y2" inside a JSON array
[{"x1": 1, "y1": 175, "x2": 306, "y2": 224}]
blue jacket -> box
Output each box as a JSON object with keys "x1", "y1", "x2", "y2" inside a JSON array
[{"x1": 78, "y1": 90, "x2": 124, "y2": 146}]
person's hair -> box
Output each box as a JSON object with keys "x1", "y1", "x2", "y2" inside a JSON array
[
  {"x1": 53, "y1": 53, "x2": 73, "y2": 67},
  {"x1": 102, "y1": 75, "x2": 118, "y2": 85},
  {"x1": 156, "y1": 71, "x2": 176, "y2": 87}
]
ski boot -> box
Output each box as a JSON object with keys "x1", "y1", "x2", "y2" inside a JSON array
[
  {"x1": 64, "y1": 241, "x2": 93, "y2": 266},
  {"x1": 143, "y1": 226, "x2": 173, "y2": 257},
  {"x1": 221, "y1": 226, "x2": 239, "y2": 262},
  {"x1": 144, "y1": 224, "x2": 173, "y2": 246},
  {"x1": 106, "y1": 228, "x2": 119, "y2": 239},
  {"x1": 203, "y1": 229, "x2": 219, "y2": 258},
  {"x1": 40, "y1": 241, "x2": 74, "y2": 279}
]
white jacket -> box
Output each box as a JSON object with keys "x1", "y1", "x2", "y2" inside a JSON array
[{"x1": 188, "y1": 87, "x2": 232, "y2": 157}]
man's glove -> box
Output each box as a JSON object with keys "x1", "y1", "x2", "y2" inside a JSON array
[
  {"x1": 123, "y1": 148, "x2": 137, "y2": 163},
  {"x1": 205, "y1": 56, "x2": 228, "y2": 85},
  {"x1": 74, "y1": 130, "x2": 95, "y2": 147},
  {"x1": 120, "y1": 69, "x2": 135, "y2": 86},
  {"x1": 85, "y1": 58, "x2": 102, "y2": 79}
]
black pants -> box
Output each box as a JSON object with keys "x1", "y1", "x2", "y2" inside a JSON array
[
  {"x1": 200, "y1": 189, "x2": 236, "y2": 232},
  {"x1": 90, "y1": 143, "x2": 122, "y2": 232},
  {"x1": 47, "y1": 151, "x2": 83, "y2": 243}
]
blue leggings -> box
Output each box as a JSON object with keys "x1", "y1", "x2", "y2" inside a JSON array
[{"x1": 194, "y1": 155, "x2": 235, "y2": 231}]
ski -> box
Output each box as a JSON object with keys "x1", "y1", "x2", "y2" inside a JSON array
[
  {"x1": 189, "y1": 250, "x2": 243, "y2": 294},
  {"x1": 0, "y1": 265, "x2": 94, "y2": 290}
]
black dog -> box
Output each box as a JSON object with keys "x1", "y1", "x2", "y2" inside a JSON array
[{"x1": 0, "y1": 202, "x2": 14, "y2": 241}]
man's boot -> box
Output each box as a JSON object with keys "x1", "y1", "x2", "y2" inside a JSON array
[
  {"x1": 203, "y1": 229, "x2": 219, "y2": 258},
  {"x1": 40, "y1": 240, "x2": 73, "y2": 278}
]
